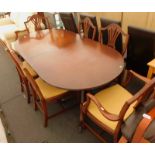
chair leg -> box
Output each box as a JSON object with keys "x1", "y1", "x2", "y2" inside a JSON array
[
  {"x1": 42, "y1": 101, "x2": 48, "y2": 127},
  {"x1": 44, "y1": 115, "x2": 48, "y2": 127},
  {"x1": 25, "y1": 80, "x2": 30, "y2": 103},
  {"x1": 21, "y1": 81, "x2": 24, "y2": 92},
  {"x1": 19, "y1": 75, "x2": 24, "y2": 92},
  {"x1": 33, "y1": 92, "x2": 38, "y2": 111}
]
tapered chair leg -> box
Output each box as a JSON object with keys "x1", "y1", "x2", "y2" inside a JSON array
[
  {"x1": 32, "y1": 91, "x2": 38, "y2": 111},
  {"x1": 25, "y1": 80, "x2": 31, "y2": 103},
  {"x1": 18, "y1": 73, "x2": 24, "y2": 92},
  {"x1": 44, "y1": 115, "x2": 48, "y2": 127},
  {"x1": 42, "y1": 101, "x2": 48, "y2": 127}
]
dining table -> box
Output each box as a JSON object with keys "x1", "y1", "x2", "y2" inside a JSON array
[{"x1": 12, "y1": 28, "x2": 124, "y2": 102}]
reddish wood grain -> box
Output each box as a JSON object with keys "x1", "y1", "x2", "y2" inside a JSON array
[{"x1": 13, "y1": 29, "x2": 124, "y2": 90}]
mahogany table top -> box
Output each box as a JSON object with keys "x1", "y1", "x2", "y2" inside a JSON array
[{"x1": 12, "y1": 29, "x2": 124, "y2": 90}]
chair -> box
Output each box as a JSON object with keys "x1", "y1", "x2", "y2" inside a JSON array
[
  {"x1": 24, "y1": 68, "x2": 70, "y2": 127},
  {"x1": 79, "y1": 17, "x2": 96, "y2": 40},
  {"x1": 100, "y1": 18, "x2": 123, "y2": 54},
  {"x1": 80, "y1": 70, "x2": 154, "y2": 142},
  {"x1": 15, "y1": 29, "x2": 29, "y2": 40},
  {"x1": 59, "y1": 12, "x2": 78, "y2": 33},
  {"x1": 8, "y1": 50, "x2": 37, "y2": 103},
  {"x1": 126, "y1": 26, "x2": 155, "y2": 76},
  {"x1": 99, "y1": 23, "x2": 129, "y2": 57},
  {"x1": 119, "y1": 97, "x2": 155, "y2": 143},
  {"x1": 24, "y1": 14, "x2": 51, "y2": 33},
  {"x1": 79, "y1": 14, "x2": 98, "y2": 41}
]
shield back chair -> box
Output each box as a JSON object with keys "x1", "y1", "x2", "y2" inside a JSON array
[
  {"x1": 8, "y1": 50, "x2": 37, "y2": 103},
  {"x1": 100, "y1": 18, "x2": 122, "y2": 54},
  {"x1": 80, "y1": 70, "x2": 154, "y2": 142},
  {"x1": 24, "y1": 68, "x2": 72, "y2": 127},
  {"x1": 79, "y1": 17, "x2": 96, "y2": 41},
  {"x1": 99, "y1": 23, "x2": 129, "y2": 57},
  {"x1": 24, "y1": 14, "x2": 51, "y2": 33},
  {"x1": 79, "y1": 14, "x2": 99, "y2": 41},
  {"x1": 126, "y1": 26, "x2": 155, "y2": 76},
  {"x1": 59, "y1": 12, "x2": 78, "y2": 33}
]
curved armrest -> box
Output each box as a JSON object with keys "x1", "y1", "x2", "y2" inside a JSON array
[
  {"x1": 86, "y1": 93, "x2": 120, "y2": 121},
  {"x1": 129, "y1": 70, "x2": 150, "y2": 83},
  {"x1": 122, "y1": 69, "x2": 150, "y2": 87}
]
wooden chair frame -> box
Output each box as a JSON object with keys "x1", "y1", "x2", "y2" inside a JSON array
[
  {"x1": 79, "y1": 17, "x2": 96, "y2": 40},
  {"x1": 80, "y1": 70, "x2": 154, "y2": 142},
  {"x1": 24, "y1": 14, "x2": 51, "y2": 33},
  {"x1": 15, "y1": 30, "x2": 29, "y2": 40},
  {"x1": 8, "y1": 50, "x2": 32, "y2": 103},
  {"x1": 24, "y1": 68, "x2": 76, "y2": 127},
  {"x1": 99, "y1": 23, "x2": 129, "y2": 56}
]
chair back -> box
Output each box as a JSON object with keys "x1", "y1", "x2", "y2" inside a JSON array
[
  {"x1": 59, "y1": 12, "x2": 78, "y2": 33},
  {"x1": 99, "y1": 23, "x2": 129, "y2": 56},
  {"x1": 23, "y1": 68, "x2": 44, "y2": 101},
  {"x1": 79, "y1": 17, "x2": 96, "y2": 40},
  {"x1": 100, "y1": 18, "x2": 122, "y2": 53},
  {"x1": 79, "y1": 14, "x2": 98, "y2": 41},
  {"x1": 127, "y1": 26, "x2": 155, "y2": 76},
  {"x1": 8, "y1": 51, "x2": 25, "y2": 80},
  {"x1": 25, "y1": 14, "x2": 51, "y2": 33}
]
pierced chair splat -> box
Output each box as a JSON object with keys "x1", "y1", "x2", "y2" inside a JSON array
[{"x1": 99, "y1": 23, "x2": 129, "y2": 57}]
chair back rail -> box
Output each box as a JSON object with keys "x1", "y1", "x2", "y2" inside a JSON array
[
  {"x1": 25, "y1": 14, "x2": 51, "y2": 33},
  {"x1": 99, "y1": 23, "x2": 129, "y2": 56},
  {"x1": 79, "y1": 17, "x2": 96, "y2": 40}
]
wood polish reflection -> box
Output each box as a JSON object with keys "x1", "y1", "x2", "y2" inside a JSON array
[{"x1": 50, "y1": 29, "x2": 76, "y2": 47}]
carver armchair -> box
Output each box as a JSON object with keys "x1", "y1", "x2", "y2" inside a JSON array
[{"x1": 80, "y1": 70, "x2": 154, "y2": 142}]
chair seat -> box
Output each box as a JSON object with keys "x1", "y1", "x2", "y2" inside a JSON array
[
  {"x1": 87, "y1": 84, "x2": 136, "y2": 131},
  {"x1": 22, "y1": 61, "x2": 37, "y2": 78},
  {"x1": 35, "y1": 78, "x2": 68, "y2": 100}
]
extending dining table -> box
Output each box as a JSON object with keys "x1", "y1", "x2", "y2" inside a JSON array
[{"x1": 12, "y1": 29, "x2": 124, "y2": 101}]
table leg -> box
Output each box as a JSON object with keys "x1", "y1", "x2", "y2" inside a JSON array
[
  {"x1": 76, "y1": 90, "x2": 85, "y2": 104},
  {"x1": 147, "y1": 67, "x2": 153, "y2": 79},
  {"x1": 80, "y1": 90, "x2": 85, "y2": 103}
]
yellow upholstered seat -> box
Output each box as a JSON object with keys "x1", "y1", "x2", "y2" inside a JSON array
[
  {"x1": 22, "y1": 61, "x2": 37, "y2": 78},
  {"x1": 35, "y1": 78, "x2": 68, "y2": 100},
  {"x1": 87, "y1": 84, "x2": 136, "y2": 131}
]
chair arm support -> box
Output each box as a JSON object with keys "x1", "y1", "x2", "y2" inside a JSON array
[
  {"x1": 86, "y1": 93, "x2": 120, "y2": 121},
  {"x1": 122, "y1": 34, "x2": 129, "y2": 57}
]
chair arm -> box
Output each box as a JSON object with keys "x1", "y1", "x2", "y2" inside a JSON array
[
  {"x1": 86, "y1": 93, "x2": 120, "y2": 121},
  {"x1": 129, "y1": 70, "x2": 150, "y2": 83},
  {"x1": 15, "y1": 30, "x2": 29, "y2": 40},
  {"x1": 122, "y1": 70, "x2": 150, "y2": 87}
]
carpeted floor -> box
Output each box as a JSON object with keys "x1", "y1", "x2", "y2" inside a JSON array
[{"x1": 0, "y1": 47, "x2": 99, "y2": 143}]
